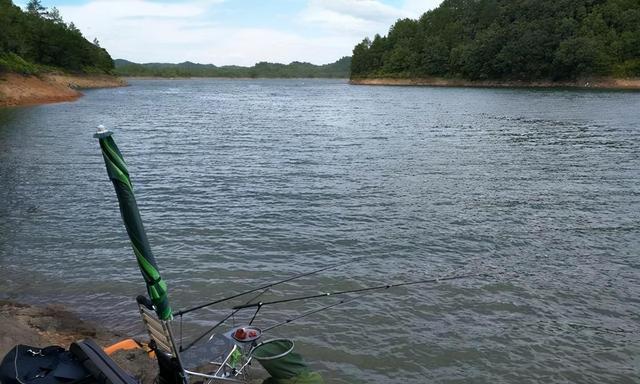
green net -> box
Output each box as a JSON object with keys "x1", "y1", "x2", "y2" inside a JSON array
[
  {"x1": 260, "y1": 372, "x2": 324, "y2": 384},
  {"x1": 251, "y1": 340, "x2": 324, "y2": 384}
]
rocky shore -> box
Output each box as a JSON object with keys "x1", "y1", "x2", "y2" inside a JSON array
[
  {"x1": 0, "y1": 73, "x2": 126, "y2": 107},
  {"x1": 0, "y1": 301, "x2": 268, "y2": 384},
  {"x1": 350, "y1": 77, "x2": 640, "y2": 90},
  {"x1": 0, "y1": 301, "x2": 157, "y2": 384}
]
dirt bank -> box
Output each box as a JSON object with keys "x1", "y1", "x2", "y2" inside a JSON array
[
  {"x1": 0, "y1": 301, "x2": 157, "y2": 384},
  {"x1": 45, "y1": 73, "x2": 127, "y2": 90},
  {"x1": 350, "y1": 77, "x2": 640, "y2": 90},
  {"x1": 0, "y1": 73, "x2": 126, "y2": 107}
]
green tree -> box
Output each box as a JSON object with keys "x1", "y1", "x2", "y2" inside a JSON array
[
  {"x1": 350, "y1": 0, "x2": 640, "y2": 80},
  {"x1": 46, "y1": 7, "x2": 63, "y2": 23},
  {"x1": 26, "y1": 0, "x2": 45, "y2": 16},
  {"x1": 553, "y1": 37, "x2": 610, "y2": 78},
  {"x1": 420, "y1": 37, "x2": 449, "y2": 75},
  {"x1": 351, "y1": 38, "x2": 372, "y2": 76},
  {"x1": 0, "y1": 0, "x2": 114, "y2": 74},
  {"x1": 383, "y1": 41, "x2": 417, "y2": 73}
]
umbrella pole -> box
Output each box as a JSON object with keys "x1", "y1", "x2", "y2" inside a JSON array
[{"x1": 94, "y1": 125, "x2": 173, "y2": 321}]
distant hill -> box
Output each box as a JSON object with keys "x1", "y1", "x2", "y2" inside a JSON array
[
  {"x1": 114, "y1": 57, "x2": 351, "y2": 78},
  {"x1": 351, "y1": 0, "x2": 640, "y2": 81},
  {"x1": 0, "y1": 0, "x2": 113, "y2": 74}
]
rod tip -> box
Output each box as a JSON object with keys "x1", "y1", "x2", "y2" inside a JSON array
[{"x1": 93, "y1": 124, "x2": 113, "y2": 139}]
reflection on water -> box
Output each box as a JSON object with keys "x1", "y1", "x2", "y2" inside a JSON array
[{"x1": 0, "y1": 80, "x2": 639, "y2": 383}]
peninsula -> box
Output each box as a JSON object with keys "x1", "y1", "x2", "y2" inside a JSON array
[{"x1": 350, "y1": 0, "x2": 640, "y2": 89}]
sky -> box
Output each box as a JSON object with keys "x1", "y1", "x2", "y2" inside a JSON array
[{"x1": 14, "y1": 0, "x2": 442, "y2": 66}]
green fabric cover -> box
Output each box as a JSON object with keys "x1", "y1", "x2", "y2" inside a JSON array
[
  {"x1": 97, "y1": 133, "x2": 173, "y2": 320},
  {"x1": 253, "y1": 340, "x2": 323, "y2": 384}
]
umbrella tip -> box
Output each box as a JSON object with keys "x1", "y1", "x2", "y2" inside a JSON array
[{"x1": 93, "y1": 124, "x2": 113, "y2": 139}]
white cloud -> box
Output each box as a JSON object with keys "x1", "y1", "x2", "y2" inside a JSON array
[
  {"x1": 54, "y1": 0, "x2": 442, "y2": 65},
  {"x1": 298, "y1": 0, "x2": 440, "y2": 43},
  {"x1": 311, "y1": 0, "x2": 408, "y2": 22},
  {"x1": 300, "y1": 0, "x2": 409, "y2": 36},
  {"x1": 195, "y1": 29, "x2": 355, "y2": 65},
  {"x1": 64, "y1": 0, "x2": 208, "y2": 19},
  {"x1": 402, "y1": 0, "x2": 442, "y2": 16}
]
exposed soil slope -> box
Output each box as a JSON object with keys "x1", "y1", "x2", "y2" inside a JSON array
[
  {"x1": 0, "y1": 73, "x2": 126, "y2": 107},
  {"x1": 350, "y1": 77, "x2": 640, "y2": 89}
]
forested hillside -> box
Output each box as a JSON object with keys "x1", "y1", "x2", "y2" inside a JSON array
[
  {"x1": 351, "y1": 0, "x2": 640, "y2": 81},
  {"x1": 114, "y1": 57, "x2": 351, "y2": 78},
  {"x1": 0, "y1": 0, "x2": 113, "y2": 74}
]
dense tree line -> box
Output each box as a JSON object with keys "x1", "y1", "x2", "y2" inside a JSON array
[
  {"x1": 0, "y1": 0, "x2": 114, "y2": 74},
  {"x1": 114, "y1": 57, "x2": 351, "y2": 78},
  {"x1": 351, "y1": 0, "x2": 640, "y2": 80}
]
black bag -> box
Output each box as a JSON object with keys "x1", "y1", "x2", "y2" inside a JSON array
[
  {"x1": 0, "y1": 345, "x2": 91, "y2": 384},
  {"x1": 69, "y1": 340, "x2": 137, "y2": 384}
]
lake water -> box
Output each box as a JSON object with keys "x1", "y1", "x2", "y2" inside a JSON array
[{"x1": 0, "y1": 79, "x2": 638, "y2": 383}]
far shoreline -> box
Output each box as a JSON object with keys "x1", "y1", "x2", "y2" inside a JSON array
[
  {"x1": 123, "y1": 76, "x2": 640, "y2": 90},
  {"x1": 122, "y1": 76, "x2": 348, "y2": 80},
  {"x1": 350, "y1": 77, "x2": 640, "y2": 90}
]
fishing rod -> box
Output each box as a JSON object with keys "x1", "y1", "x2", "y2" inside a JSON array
[
  {"x1": 233, "y1": 273, "x2": 485, "y2": 310},
  {"x1": 180, "y1": 289, "x2": 268, "y2": 352},
  {"x1": 259, "y1": 267, "x2": 494, "y2": 332},
  {"x1": 175, "y1": 256, "x2": 363, "y2": 316},
  {"x1": 262, "y1": 295, "x2": 362, "y2": 333}
]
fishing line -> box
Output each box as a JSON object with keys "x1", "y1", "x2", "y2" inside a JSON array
[
  {"x1": 233, "y1": 273, "x2": 486, "y2": 310},
  {"x1": 175, "y1": 256, "x2": 363, "y2": 316},
  {"x1": 262, "y1": 295, "x2": 363, "y2": 333}
]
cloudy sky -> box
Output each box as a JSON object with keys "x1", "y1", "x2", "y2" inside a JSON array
[{"x1": 15, "y1": 0, "x2": 441, "y2": 65}]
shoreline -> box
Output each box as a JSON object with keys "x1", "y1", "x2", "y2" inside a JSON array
[
  {"x1": 0, "y1": 300, "x2": 266, "y2": 384},
  {"x1": 0, "y1": 73, "x2": 127, "y2": 107},
  {"x1": 0, "y1": 300, "x2": 157, "y2": 383},
  {"x1": 122, "y1": 75, "x2": 347, "y2": 80},
  {"x1": 350, "y1": 77, "x2": 640, "y2": 90}
]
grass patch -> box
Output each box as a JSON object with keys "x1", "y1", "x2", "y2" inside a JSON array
[{"x1": 0, "y1": 53, "x2": 39, "y2": 75}]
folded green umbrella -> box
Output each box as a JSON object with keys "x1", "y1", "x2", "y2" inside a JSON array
[{"x1": 95, "y1": 126, "x2": 172, "y2": 321}]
